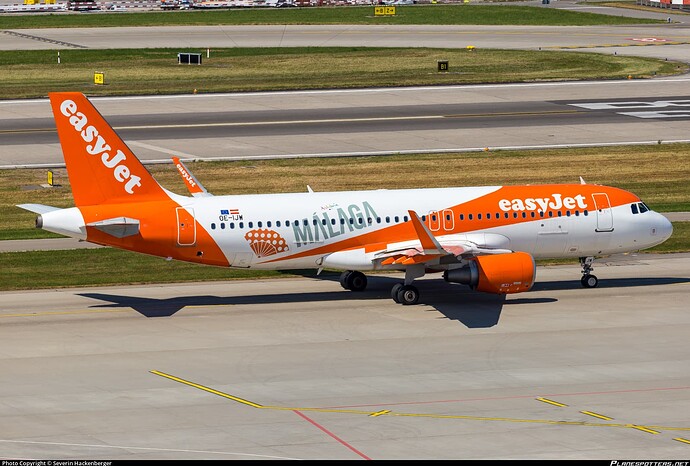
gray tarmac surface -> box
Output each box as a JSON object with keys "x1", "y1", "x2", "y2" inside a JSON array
[{"x1": 0, "y1": 253, "x2": 689, "y2": 459}]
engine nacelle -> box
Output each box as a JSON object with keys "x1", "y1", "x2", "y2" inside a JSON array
[{"x1": 443, "y1": 251, "x2": 535, "y2": 294}]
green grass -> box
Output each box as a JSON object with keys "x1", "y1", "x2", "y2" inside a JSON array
[
  {"x1": 0, "y1": 248, "x2": 311, "y2": 290},
  {"x1": 0, "y1": 47, "x2": 683, "y2": 99},
  {"x1": 0, "y1": 5, "x2": 663, "y2": 29}
]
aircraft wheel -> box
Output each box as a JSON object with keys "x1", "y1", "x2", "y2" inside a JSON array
[
  {"x1": 391, "y1": 283, "x2": 403, "y2": 303},
  {"x1": 581, "y1": 274, "x2": 598, "y2": 288},
  {"x1": 339, "y1": 270, "x2": 353, "y2": 290},
  {"x1": 396, "y1": 285, "x2": 419, "y2": 305},
  {"x1": 347, "y1": 271, "x2": 368, "y2": 292}
]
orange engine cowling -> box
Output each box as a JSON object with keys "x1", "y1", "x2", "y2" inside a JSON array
[{"x1": 443, "y1": 251, "x2": 536, "y2": 294}]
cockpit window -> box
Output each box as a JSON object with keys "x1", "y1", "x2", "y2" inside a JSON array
[{"x1": 631, "y1": 202, "x2": 650, "y2": 214}]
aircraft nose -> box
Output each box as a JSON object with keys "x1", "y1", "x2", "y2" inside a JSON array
[{"x1": 656, "y1": 214, "x2": 673, "y2": 242}]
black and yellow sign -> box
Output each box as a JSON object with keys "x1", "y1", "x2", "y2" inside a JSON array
[
  {"x1": 437, "y1": 60, "x2": 449, "y2": 72},
  {"x1": 47, "y1": 170, "x2": 53, "y2": 186},
  {"x1": 374, "y1": 6, "x2": 396, "y2": 16},
  {"x1": 94, "y1": 71, "x2": 105, "y2": 85}
]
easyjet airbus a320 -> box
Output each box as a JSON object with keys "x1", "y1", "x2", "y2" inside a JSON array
[{"x1": 19, "y1": 93, "x2": 673, "y2": 305}]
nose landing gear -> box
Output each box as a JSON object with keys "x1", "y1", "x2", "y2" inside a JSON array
[{"x1": 579, "y1": 256, "x2": 598, "y2": 288}]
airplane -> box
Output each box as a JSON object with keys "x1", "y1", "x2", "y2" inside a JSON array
[{"x1": 18, "y1": 92, "x2": 673, "y2": 305}]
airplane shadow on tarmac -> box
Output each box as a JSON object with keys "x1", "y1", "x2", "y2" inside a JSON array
[{"x1": 78, "y1": 275, "x2": 689, "y2": 329}]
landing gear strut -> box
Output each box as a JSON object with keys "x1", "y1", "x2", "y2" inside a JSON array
[
  {"x1": 390, "y1": 263, "x2": 424, "y2": 305},
  {"x1": 579, "y1": 256, "x2": 598, "y2": 288}
]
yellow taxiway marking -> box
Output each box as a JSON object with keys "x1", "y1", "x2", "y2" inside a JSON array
[
  {"x1": 536, "y1": 397, "x2": 567, "y2": 407},
  {"x1": 630, "y1": 425, "x2": 660, "y2": 435},
  {"x1": 674, "y1": 437, "x2": 690, "y2": 444},
  {"x1": 581, "y1": 411, "x2": 613, "y2": 421},
  {"x1": 152, "y1": 371, "x2": 690, "y2": 433}
]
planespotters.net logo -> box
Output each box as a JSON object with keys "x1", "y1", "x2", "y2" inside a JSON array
[{"x1": 610, "y1": 462, "x2": 689, "y2": 466}]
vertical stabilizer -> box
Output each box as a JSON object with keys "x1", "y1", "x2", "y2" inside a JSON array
[{"x1": 49, "y1": 92, "x2": 168, "y2": 206}]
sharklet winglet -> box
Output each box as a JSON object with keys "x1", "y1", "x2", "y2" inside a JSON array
[{"x1": 407, "y1": 210, "x2": 448, "y2": 255}]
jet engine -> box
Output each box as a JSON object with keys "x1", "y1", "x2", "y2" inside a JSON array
[{"x1": 443, "y1": 251, "x2": 535, "y2": 294}]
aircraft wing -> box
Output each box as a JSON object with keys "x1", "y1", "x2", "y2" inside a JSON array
[{"x1": 373, "y1": 210, "x2": 512, "y2": 267}]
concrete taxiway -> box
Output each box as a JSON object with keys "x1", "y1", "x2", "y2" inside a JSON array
[{"x1": 0, "y1": 253, "x2": 689, "y2": 459}]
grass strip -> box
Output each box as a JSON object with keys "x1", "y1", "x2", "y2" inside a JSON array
[
  {"x1": 0, "y1": 5, "x2": 663, "y2": 29},
  {"x1": 1, "y1": 47, "x2": 683, "y2": 99}
]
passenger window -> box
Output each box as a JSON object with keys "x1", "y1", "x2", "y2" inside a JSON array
[
  {"x1": 478, "y1": 213, "x2": 482, "y2": 220},
  {"x1": 332, "y1": 218, "x2": 336, "y2": 225},
  {"x1": 422, "y1": 215, "x2": 426, "y2": 221},
  {"x1": 220, "y1": 223, "x2": 225, "y2": 229},
  {"x1": 230, "y1": 223, "x2": 235, "y2": 229},
  {"x1": 340, "y1": 219, "x2": 345, "y2": 225},
  {"x1": 403, "y1": 216, "x2": 409, "y2": 222},
  {"x1": 258, "y1": 221, "x2": 262, "y2": 228},
  {"x1": 239, "y1": 222, "x2": 244, "y2": 228},
  {"x1": 548, "y1": 211, "x2": 553, "y2": 218},
  {"x1": 557, "y1": 211, "x2": 562, "y2": 217},
  {"x1": 504, "y1": 212, "x2": 509, "y2": 219},
  {"x1": 385, "y1": 216, "x2": 390, "y2": 223},
  {"x1": 566, "y1": 211, "x2": 571, "y2": 217},
  {"x1": 394, "y1": 216, "x2": 399, "y2": 222},
  {"x1": 584, "y1": 210, "x2": 588, "y2": 216},
  {"x1": 303, "y1": 219, "x2": 308, "y2": 226},
  {"x1": 530, "y1": 212, "x2": 535, "y2": 218},
  {"x1": 277, "y1": 221, "x2": 281, "y2": 227},
  {"x1": 211, "y1": 223, "x2": 216, "y2": 230},
  {"x1": 376, "y1": 217, "x2": 381, "y2": 223},
  {"x1": 322, "y1": 219, "x2": 327, "y2": 226},
  {"x1": 469, "y1": 214, "x2": 473, "y2": 220},
  {"x1": 513, "y1": 212, "x2": 518, "y2": 219},
  {"x1": 248, "y1": 222, "x2": 253, "y2": 228},
  {"x1": 521, "y1": 212, "x2": 526, "y2": 218},
  {"x1": 459, "y1": 214, "x2": 464, "y2": 220},
  {"x1": 267, "y1": 221, "x2": 271, "y2": 228}
]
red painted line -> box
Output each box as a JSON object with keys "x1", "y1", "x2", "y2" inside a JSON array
[
  {"x1": 319, "y1": 386, "x2": 690, "y2": 410},
  {"x1": 292, "y1": 410, "x2": 371, "y2": 460}
]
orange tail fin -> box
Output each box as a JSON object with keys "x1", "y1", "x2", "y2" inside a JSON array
[{"x1": 49, "y1": 92, "x2": 168, "y2": 206}]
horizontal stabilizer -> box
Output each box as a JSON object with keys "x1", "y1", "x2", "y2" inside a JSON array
[
  {"x1": 87, "y1": 217, "x2": 140, "y2": 238},
  {"x1": 16, "y1": 203, "x2": 61, "y2": 214}
]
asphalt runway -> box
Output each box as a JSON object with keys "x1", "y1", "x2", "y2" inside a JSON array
[
  {"x1": 0, "y1": 253, "x2": 689, "y2": 459},
  {"x1": 4, "y1": 79, "x2": 690, "y2": 167}
]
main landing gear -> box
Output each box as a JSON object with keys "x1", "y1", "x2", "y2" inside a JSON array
[
  {"x1": 390, "y1": 283, "x2": 419, "y2": 305},
  {"x1": 579, "y1": 256, "x2": 599, "y2": 288},
  {"x1": 339, "y1": 270, "x2": 367, "y2": 292},
  {"x1": 340, "y1": 264, "x2": 425, "y2": 305}
]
